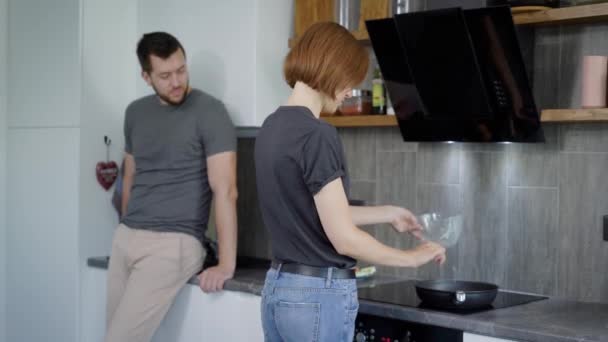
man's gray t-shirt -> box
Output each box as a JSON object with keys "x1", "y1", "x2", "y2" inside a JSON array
[{"x1": 121, "y1": 89, "x2": 236, "y2": 244}]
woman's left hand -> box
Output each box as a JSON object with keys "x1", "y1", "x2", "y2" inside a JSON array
[{"x1": 387, "y1": 206, "x2": 423, "y2": 239}]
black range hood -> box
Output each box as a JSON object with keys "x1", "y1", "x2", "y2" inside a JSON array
[{"x1": 366, "y1": 6, "x2": 544, "y2": 143}]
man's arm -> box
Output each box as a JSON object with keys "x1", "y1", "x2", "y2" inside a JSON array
[
  {"x1": 121, "y1": 153, "x2": 136, "y2": 216},
  {"x1": 198, "y1": 151, "x2": 238, "y2": 293}
]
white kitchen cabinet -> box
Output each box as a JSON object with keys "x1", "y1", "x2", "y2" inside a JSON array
[
  {"x1": 152, "y1": 285, "x2": 206, "y2": 342},
  {"x1": 7, "y1": 128, "x2": 80, "y2": 342},
  {"x1": 82, "y1": 267, "x2": 206, "y2": 342},
  {"x1": 464, "y1": 332, "x2": 519, "y2": 342},
  {"x1": 199, "y1": 289, "x2": 264, "y2": 341},
  {"x1": 8, "y1": 0, "x2": 81, "y2": 128},
  {"x1": 83, "y1": 267, "x2": 264, "y2": 341},
  {"x1": 155, "y1": 285, "x2": 264, "y2": 342},
  {"x1": 0, "y1": 0, "x2": 7, "y2": 340}
]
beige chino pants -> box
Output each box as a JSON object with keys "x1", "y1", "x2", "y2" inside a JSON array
[{"x1": 105, "y1": 224, "x2": 204, "y2": 342}]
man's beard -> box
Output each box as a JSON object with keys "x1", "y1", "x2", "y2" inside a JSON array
[{"x1": 153, "y1": 82, "x2": 189, "y2": 106}]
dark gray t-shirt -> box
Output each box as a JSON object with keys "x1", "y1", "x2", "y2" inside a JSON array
[
  {"x1": 254, "y1": 106, "x2": 355, "y2": 269},
  {"x1": 121, "y1": 89, "x2": 236, "y2": 244}
]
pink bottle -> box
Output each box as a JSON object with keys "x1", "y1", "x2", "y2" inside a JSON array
[{"x1": 581, "y1": 55, "x2": 608, "y2": 109}]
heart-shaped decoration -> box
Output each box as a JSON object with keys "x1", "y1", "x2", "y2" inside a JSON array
[{"x1": 96, "y1": 161, "x2": 119, "y2": 191}]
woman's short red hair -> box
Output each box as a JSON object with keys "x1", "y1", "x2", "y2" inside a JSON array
[{"x1": 284, "y1": 22, "x2": 369, "y2": 98}]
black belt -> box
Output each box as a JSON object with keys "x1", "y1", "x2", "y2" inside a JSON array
[{"x1": 271, "y1": 261, "x2": 356, "y2": 279}]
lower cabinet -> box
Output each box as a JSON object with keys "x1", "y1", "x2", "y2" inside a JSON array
[
  {"x1": 464, "y1": 332, "x2": 518, "y2": 342},
  {"x1": 82, "y1": 267, "x2": 517, "y2": 342},
  {"x1": 151, "y1": 285, "x2": 206, "y2": 342},
  {"x1": 82, "y1": 267, "x2": 264, "y2": 342},
  {"x1": 81, "y1": 267, "x2": 109, "y2": 342},
  {"x1": 197, "y1": 288, "x2": 264, "y2": 341},
  {"x1": 154, "y1": 284, "x2": 264, "y2": 342}
]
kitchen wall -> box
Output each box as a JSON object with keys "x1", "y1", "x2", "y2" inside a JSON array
[
  {"x1": 136, "y1": 0, "x2": 255, "y2": 125},
  {"x1": 336, "y1": 122, "x2": 607, "y2": 304},
  {"x1": 237, "y1": 128, "x2": 608, "y2": 303},
  {"x1": 529, "y1": 22, "x2": 608, "y2": 303},
  {"x1": 78, "y1": 1, "x2": 138, "y2": 340},
  {"x1": 254, "y1": 0, "x2": 294, "y2": 125},
  {"x1": 236, "y1": 6, "x2": 608, "y2": 304},
  {"x1": 136, "y1": 0, "x2": 292, "y2": 127},
  {"x1": 4, "y1": 1, "x2": 293, "y2": 340},
  {"x1": 0, "y1": 0, "x2": 7, "y2": 340}
]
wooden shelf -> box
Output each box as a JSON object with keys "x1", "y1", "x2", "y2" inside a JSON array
[
  {"x1": 289, "y1": 4, "x2": 608, "y2": 46},
  {"x1": 512, "y1": 3, "x2": 608, "y2": 26},
  {"x1": 540, "y1": 108, "x2": 608, "y2": 122},
  {"x1": 289, "y1": 30, "x2": 370, "y2": 48},
  {"x1": 319, "y1": 109, "x2": 608, "y2": 127},
  {"x1": 320, "y1": 115, "x2": 397, "y2": 127}
]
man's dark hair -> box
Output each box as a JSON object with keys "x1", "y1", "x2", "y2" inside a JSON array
[{"x1": 136, "y1": 32, "x2": 186, "y2": 73}]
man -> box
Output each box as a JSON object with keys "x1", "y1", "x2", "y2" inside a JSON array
[{"x1": 105, "y1": 32, "x2": 238, "y2": 342}]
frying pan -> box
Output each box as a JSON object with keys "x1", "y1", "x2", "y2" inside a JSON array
[{"x1": 415, "y1": 280, "x2": 498, "y2": 309}]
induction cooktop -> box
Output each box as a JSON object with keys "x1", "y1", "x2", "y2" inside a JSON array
[{"x1": 358, "y1": 280, "x2": 547, "y2": 315}]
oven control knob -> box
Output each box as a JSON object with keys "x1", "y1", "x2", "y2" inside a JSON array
[{"x1": 355, "y1": 332, "x2": 367, "y2": 342}]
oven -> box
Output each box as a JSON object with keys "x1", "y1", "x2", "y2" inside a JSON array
[{"x1": 354, "y1": 313, "x2": 462, "y2": 342}]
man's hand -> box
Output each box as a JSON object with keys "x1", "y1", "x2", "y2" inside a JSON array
[
  {"x1": 388, "y1": 206, "x2": 423, "y2": 239},
  {"x1": 198, "y1": 265, "x2": 235, "y2": 293}
]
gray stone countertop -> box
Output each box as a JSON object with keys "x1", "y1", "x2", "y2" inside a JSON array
[
  {"x1": 87, "y1": 256, "x2": 608, "y2": 342},
  {"x1": 87, "y1": 256, "x2": 402, "y2": 293}
]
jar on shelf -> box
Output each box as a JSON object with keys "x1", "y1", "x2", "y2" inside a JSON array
[{"x1": 338, "y1": 89, "x2": 372, "y2": 115}]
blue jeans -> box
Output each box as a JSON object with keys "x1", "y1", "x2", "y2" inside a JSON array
[{"x1": 261, "y1": 266, "x2": 359, "y2": 342}]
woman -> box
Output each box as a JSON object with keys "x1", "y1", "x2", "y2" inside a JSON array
[{"x1": 255, "y1": 22, "x2": 447, "y2": 342}]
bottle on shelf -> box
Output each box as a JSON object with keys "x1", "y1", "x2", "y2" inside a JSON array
[{"x1": 372, "y1": 66, "x2": 386, "y2": 115}]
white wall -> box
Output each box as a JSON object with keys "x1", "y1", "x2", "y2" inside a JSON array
[
  {"x1": 254, "y1": 0, "x2": 293, "y2": 124},
  {"x1": 0, "y1": 0, "x2": 7, "y2": 340},
  {"x1": 136, "y1": 0, "x2": 294, "y2": 127},
  {"x1": 137, "y1": 0, "x2": 257, "y2": 126},
  {"x1": 6, "y1": 0, "x2": 81, "y2": 341},
  {"x1": 4, "y1": 1, "x2": 294, "y2": 341},
  {"x1": 78, "y1": 0, "x2": 138, "y2": 338}
]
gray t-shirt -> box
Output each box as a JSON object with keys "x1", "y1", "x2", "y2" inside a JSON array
[
  {"x1": 254, "y1": 106, "x2": 355, "y2": 269},
  {"x1": 121, "y1": 89, "x2": 236, "y2": 244}
]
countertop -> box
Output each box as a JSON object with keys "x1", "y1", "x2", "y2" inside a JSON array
[
  {"x1": 88, "y1": 256, "x2": 608, "y2": 342},
  {"x1": 86, "y1": 256, "x2": 399, "y2": 292}
]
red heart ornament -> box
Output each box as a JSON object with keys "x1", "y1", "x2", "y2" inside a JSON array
[{"x1": 96, "y1": 161, "x2": 118, "y2": 191}]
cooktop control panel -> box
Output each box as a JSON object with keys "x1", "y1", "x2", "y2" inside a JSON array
[{"x1": 353, "y1": 313, "x2": 462, "y2": 342}]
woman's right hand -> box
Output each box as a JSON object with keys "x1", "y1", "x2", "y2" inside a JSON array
[{"x1": 408, "y1": 241, "x2": 446, "y2": 267}]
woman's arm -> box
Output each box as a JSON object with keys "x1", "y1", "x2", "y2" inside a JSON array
[
  {"x1": 315, "y1": 178, "x2": 445, "y2": 267},
  {"x1": 350, "y1": 205, "x2": 423, "y2": 238}
]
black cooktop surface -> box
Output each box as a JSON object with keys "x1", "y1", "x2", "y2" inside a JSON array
[{"x1": 358, "y1": 280, "x2": 547, "y2": 315}]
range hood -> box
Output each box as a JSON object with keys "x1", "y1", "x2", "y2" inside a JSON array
[{"x1": 366, "y1": 6, "x2": 544, "y2": 143}]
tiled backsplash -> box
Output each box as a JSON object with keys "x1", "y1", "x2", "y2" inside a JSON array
[
  {"x1": 235, "y1": 17, "x2": 608, "y2": 304},
  {"x1": 237, "y1": 123, "x2": 608, "y2": 303},
  {"x1": 338, "y1": 123, "x2": 608, "y2": 304}
]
